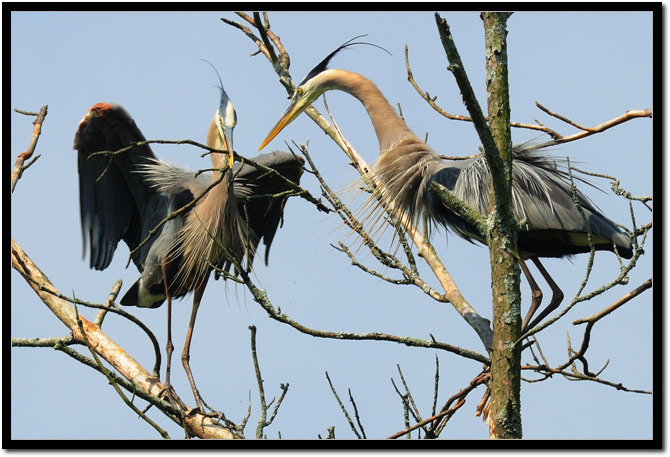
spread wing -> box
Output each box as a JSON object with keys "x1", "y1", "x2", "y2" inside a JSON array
[{"x1": 73, "y1": 103, "x2": 164, "y2": 271}]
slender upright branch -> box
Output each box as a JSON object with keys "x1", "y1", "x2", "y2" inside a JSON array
[
  {"x1": 250, "y1": 325, "x2": 289, "y2": 439},
  {"x1": 325, "y1": 372, "x2": 363, "y2": 439},
  {"x1": 12, "y1": 105, "x2": 48, "y2": 193},
  {"x1": 482, "y1": 12, "x2": 522, "y2": 440},
  {"x1": 436, "y1": 11, "x2": 521, "y2": 439}
]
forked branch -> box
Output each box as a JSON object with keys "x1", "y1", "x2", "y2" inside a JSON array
[
  {"x1": 11, "y1": 238, "x2": 239, "y2": 439},
  {"x1": 405, "y1": 44, "x2": 652, "y2": 147},
  {"x1": 12, "y1": 106, "x2": 48, "y2": 193}
]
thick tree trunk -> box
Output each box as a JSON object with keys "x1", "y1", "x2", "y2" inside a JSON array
[{"x1": 482, "y1": 12, "x2": 523, "y2": 439}]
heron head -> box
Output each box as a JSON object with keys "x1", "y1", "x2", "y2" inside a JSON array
[
  {"x1": 258, "y1": 35, "x2": 389, "y2": 151},
  {"x1": 203, "y1": 59, "x2": 236, "y2": 169},
  {"x1": 258, "y1": 76, "x2": 326, "y2": 151},
  {"x1": 216, "y1": 86, "x2": 236, "y2": 169}
]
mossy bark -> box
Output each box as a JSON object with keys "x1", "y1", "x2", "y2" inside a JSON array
[{"x1": 482, "y1": 12, "x2": 522, "y2": 439}]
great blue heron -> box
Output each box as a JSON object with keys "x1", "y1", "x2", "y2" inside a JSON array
[
  {"x1": 74, "y1": 86, "x2": 304, "y2": 412},
  {"x1": 258, "y1": 38, "x2": 633, "y2": 333}
]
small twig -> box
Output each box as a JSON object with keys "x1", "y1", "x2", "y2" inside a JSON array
[
  {"x1": 570, "y1": 166, "x2": 653, "y2": 206},
  {"x1": 325, "y1": 372, "x2": 362, "y2": 439},
  {"x1": 394, "y1": 365, "x2": 423, "y2": 425},
  {"x1": 240, "y1": 392, "x2": 253, "y2": 432},
  {"x1": 250, "y1": 325, "x2": 289, "y2": 439},
  {"x1": 535, "y1": 102, "x2": 594, "y2": 131},
  {"x1": 388, "y1": 399, "x2": 465, "y2": 439},
  {"x1": 573, "y1": 278, "x2": 652, "y2": 326},
  {"x1": 333, "y1": 242, "x2": 412, "y2": 285},
  {"x1": 533, "y1": 105, "x2": 652, "y2": 149},
  {"x1": 250, "y1": 324, "x2": 268, "y2": 439},
  {"x1": 432, "y1": 355, "x2": 440, "y2": 419},
  {"x1": 522, "y1": 363, "x2": 651, "y2": 394},
  {"x1": 94, "y1": 279, "x2": 123, "y2": 326},
  {"x1": 348, "y1": 389, "x2": 367, "y2": 439},
  {"x1": 431, "y1": 368, "x2": 490, "y2": 437},
  {"x1": 223, "y1": 13, "x2": 293, "y2": 93}
]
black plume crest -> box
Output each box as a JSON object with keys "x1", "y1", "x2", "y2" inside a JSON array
[
  {"x1": 201, "y1": 59, "x2": 229, "y2": 98},
  {"x1": 298, "y1": 34, "x2": 391, "y2": 86}
]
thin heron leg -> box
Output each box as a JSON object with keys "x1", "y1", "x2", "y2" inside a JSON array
[
  {"x1": 160, "y1": 261, "x2": 183, "y2": 412},
  {"x1": 181, "y1": 275, "x2": 210, "y2": 413},
  {"x1": 524, "y1": 257, "x2": 564, "y2": 331},
  {"x1": 520, "y1": 259, "x2": 544, "y2": 332}
]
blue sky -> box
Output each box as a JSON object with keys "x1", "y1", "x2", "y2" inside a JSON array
[{"x1": 10, "y1": 10, "x2": 654, "y2": 441}]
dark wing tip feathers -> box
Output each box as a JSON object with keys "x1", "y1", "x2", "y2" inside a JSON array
[
  {"x1": 234, "y1": 151, "x2": 304, "y2": 268},
  {"x1": 74, "y1": 102, "x2": 152, "y2": 272}
]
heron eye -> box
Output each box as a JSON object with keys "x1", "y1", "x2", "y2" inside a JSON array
[{"x1": 296, "y1": 87, "x2": 303, "y2": 96}]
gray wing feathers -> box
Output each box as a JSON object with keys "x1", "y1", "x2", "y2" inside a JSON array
[
  {"x1": 435, "y1": 144, "x2": 632, "y2": 256},
  {"x1": 232, "y1": 151, "x2": 304, "y2": 264}
]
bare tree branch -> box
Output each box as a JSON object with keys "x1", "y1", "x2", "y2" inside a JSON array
[
  {"x1": 406, "y1": 44, "x2": 652, "y2": 147},
  {"x1": 325, "y1": 372, "x2": 363, "y2": 439},
  {"x1": 12, "y1": 105, "x2": 47, "y2": 193},
  {"x1": 250, "y1": 325, "x2": 290, "y2": 439},
  {"x1": 222, "y1": 13, "x2": 494, "y2": 351},
  {"x1": 11, "y1": 238, "x2": 240, "y2": 439}
]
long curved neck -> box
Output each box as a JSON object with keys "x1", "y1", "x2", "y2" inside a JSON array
[
  {"x1": 206, "y1": 114, "x2": 229, "y2": 183},
  {"x1": 317, "y1": 69, "x2": 444, "y2": 230},
  {"x1": 199, "y1": 115, "x2": 234, "y2": 233},
  {"x1": 320, "y1": 69, "x2": 421, "y2": 152},
  {"x1": 175, "y1": 116, "x2": 242, "y2": 290}
]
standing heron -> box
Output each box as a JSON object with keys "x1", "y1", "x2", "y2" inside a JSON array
[
  {"x1": 74, "y1": 86, "x2": 304, "y2": 411},
  {"x1": 258, "y1": 38, "x2": 633, "y2": 333}
]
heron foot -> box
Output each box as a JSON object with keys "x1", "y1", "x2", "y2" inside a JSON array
[
  {"x1": 187, "y1": 385, "x2": 207, "y2": 416},
  {"x1": 159, "y1": 382, "x2": 186, "y2": 415}
]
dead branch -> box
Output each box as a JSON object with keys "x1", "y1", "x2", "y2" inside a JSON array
[
  {"x1": 238, "y1": 262, "x2": 489, "y2": 363},
  {"x1": 250, "y1": 325, "x2": 289, "y2": 439},
  {"x1": 522, "y1": 221, "x2": 650, "y2": 340},
  {"x1": 325, "y1": 371, "x2": 364, "y2": 439},
  {"x1": 573, "y1": 278, "x2": 652, "y2": 326},
  {"x1": 405, "y1": 44, "x2": 652, "y2": 148},
  {"x1": 12, "y1": 105, "x2": 48, "y2": 193},
  {"x1": 535, "y1": 104, "x2": 653, "y2": 148},
  {"x1": 11, "y1": 238, "x2": 240, "y2": 439},
  {"x1": 521, "y1": 278, "x2": 653, "y2": 393}
]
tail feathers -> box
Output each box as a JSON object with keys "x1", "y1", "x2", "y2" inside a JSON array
[{"x1": 119, "y1": 278, "x2": 165, "y2": 308}]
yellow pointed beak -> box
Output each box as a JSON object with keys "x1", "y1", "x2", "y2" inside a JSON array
[
  {"x1": 258, "y1": 101, "x2": 303, "y2": 151},
  {"x1": 220, "y1": 126, "x2": 235, "y2": 169}
]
